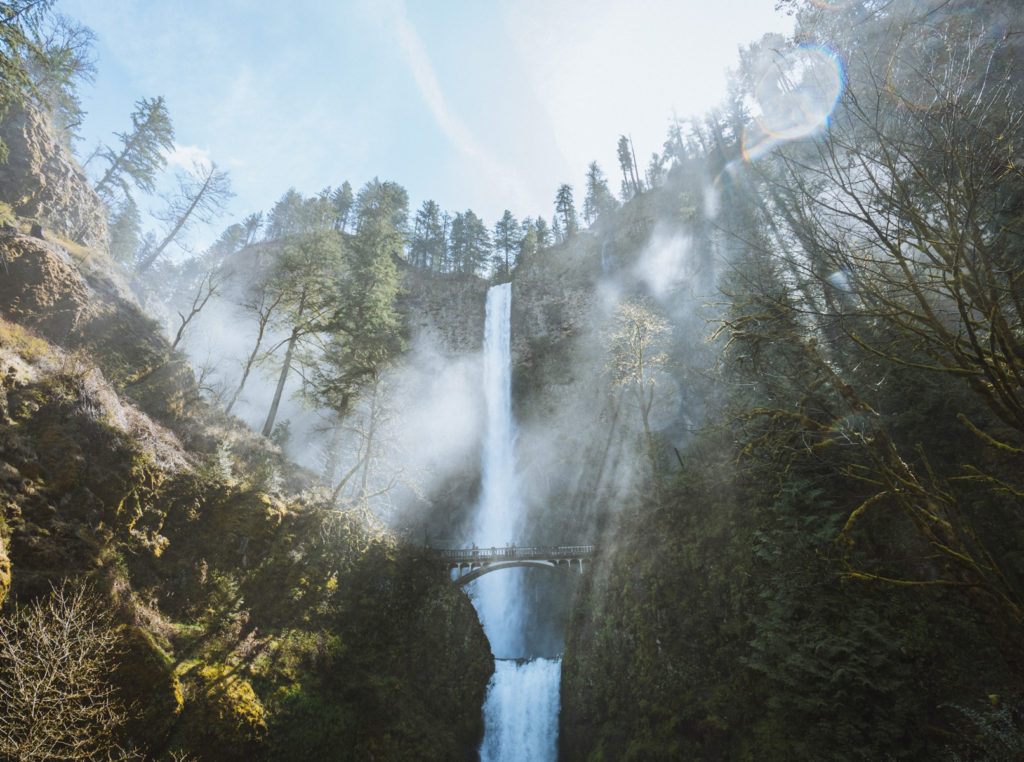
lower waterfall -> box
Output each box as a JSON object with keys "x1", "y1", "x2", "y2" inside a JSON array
[
  {"x1": 479, "y1": 658, "x2": 561, "y2": 762},
  {"x1": 468, "y1": 282, "x2": 560, "y2": 761}
]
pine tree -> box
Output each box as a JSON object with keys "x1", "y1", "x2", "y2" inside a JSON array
[
  {"x1": 260, "y1": 226, "x2": 345, "y2": 436},
  {"x1": 331, "y1": 180, "x2": 354, "y2": 233},
  {"x1": 583, "y1": 161, "x2": 618, "y2": 225},
  {"x1": 449, "y1": 209, "x2": 490, "y2": 275},
  {"x1": 313, "y1": 179, "x2": 407, "y2": 419},
  {"x1": 491, "y1": 209, "x2": 519, "y2": 277},
  {"x1": 410, "y1": 199, "x2": 444, "y2": 269},
  {"x1": 93, "y1": 96, "x2": 174, "y2": 200},
  {"x1": 645, "y1": 152, "x2": 666, "y2": 189},
  {"x1": 534, "y1": 217, "x2": 551, "y2": 249},
  {"x1": 20, "y1": 12, "x2": 96, "y2": 148},
  {"x1": 107, "y1": 195, "x2": 142, "y2": 265},
  {"x1": 617, "y1": 134, "x2": 642, "y2": 200},
  {"x1": 518, "y1": 218, "x2": 538, "y2": 264},
  {"x1": 554, "y1": 184, "x2": 578, "y2": 239},
  {"x1": 0, "y1": 1, "x2": 93, "y2": 158}
]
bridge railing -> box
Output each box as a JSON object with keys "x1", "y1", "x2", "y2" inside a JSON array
[{"x1": 433, "y1": 545, "x2": 595, "y2": 563}]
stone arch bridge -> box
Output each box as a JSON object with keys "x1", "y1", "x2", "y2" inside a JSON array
[{"x1": 435, "y1": 545, "x2": 595, "y2": 586}]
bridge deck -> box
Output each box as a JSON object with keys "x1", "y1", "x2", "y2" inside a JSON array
[{"x1": 434, "y1": 545, "x2": 595, "y2": 565}]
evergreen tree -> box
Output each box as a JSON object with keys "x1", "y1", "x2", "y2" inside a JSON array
[
  {"x1": 0, "y1": 1, "x2": 93, "y2": 158},
  {"x1": 265, "y1": 188, "x2": 306, "y2": 240},
  {"x1": 240, "y1": 211, "x2": 263, "y2": 246},
  {"x1": 439, "y1": 210, "x2": 452, "y2": 272},
  {"x1": 21, "y1": 11, "x2": 95, "y2": 148},
  {"x1": 583, "y1": 161, "x2": 618, "y2": 225},
  {"x1": 645, "y1": 152, "x2": 666, "y2": 189},
  {"x1": 107, "y1": 194, "x2": 142, "y2": 265},
  {"x1": 313, "y1": 179, "x2": 407, "y2": 419},
  {"x1": 534, "y1": 216, "x2": 551, "y2": 249},
  {"x1": 260, "y1": 226, "x2": 345, "y2": 437},
  {"x1": 0, "y1": 1, "x2": 43, "y2": 160},
  {"x1": 491, "y1": 209, "x2": 519, "y2": 277},
  {"x1": 93, "y1": 96, "x2": 174, "y2": 200},
  {"x1": 517, "y1": 217, "x2": 538, "y2": 265},
  {"x1": 617, "y1": 134, "x2": 642, "y2": 200},
  {"x1": 449, "y1": 209, "x2": 490, "y2": 275},
  {"x1": 554, "y1": 184, "x2": 578, "y2": 239},
  {"x1": 410, "y1": 199, "x2": 444, "y2": 270},
  {"x1": 330, "y1": 180, "x2": 354, "y2": 233}
]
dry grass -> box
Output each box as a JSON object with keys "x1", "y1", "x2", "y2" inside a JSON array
[{"x1": 0, "y1": 315, "x2": 51, "y2": 363}]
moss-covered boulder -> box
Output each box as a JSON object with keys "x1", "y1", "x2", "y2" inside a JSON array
[{"x1": 174, "y1": 664, "x2": 268, "y2": 762}]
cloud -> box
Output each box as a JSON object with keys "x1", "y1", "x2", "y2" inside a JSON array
[{"x1": 164, "y1": 142, "x2": 213, "y2": 175}]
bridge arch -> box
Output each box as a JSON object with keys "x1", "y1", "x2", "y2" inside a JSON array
[
  {"x1": 450, "y1": 559, "x2": 588, "y2": 586},
  {"x1": 436, "y1": 544, "x2": 595, "y2": 586}
]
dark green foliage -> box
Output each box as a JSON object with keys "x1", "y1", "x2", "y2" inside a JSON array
[
  {"x1": 313, "y1": 179, "x2": 406, "y2": 418},
  {"x1": 449, "y1": 208, "x2": 491, "y2": 275},
  {"x1": 262, "y1": 552, "x2": 492, "y2": 760},
  {"x1": 559, "y1": 4, "x2": 1024, "y2": 755}
]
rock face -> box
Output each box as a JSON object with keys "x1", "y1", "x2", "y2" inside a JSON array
[
  {"x1": 398, "y1": 264, "x2": 488, "y2": 354},
  {"x1": 0, "y1": 233, "x2": 90, "y2": 340},
  {"x1": 0, "y1": 104, "x2": 108, "y2": 251},
  {"x1": 0, "y1": 232, "x2": 208, "y2": 433}
]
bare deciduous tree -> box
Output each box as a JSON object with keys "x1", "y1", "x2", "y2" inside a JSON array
[
  {"x1": 0, "y1": 581, "x2": 128, "y2": 761},
  {"x1": 607, "y1": 299, "x2": 671, "y2": 485}
]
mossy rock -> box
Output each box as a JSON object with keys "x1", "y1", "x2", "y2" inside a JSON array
[
  {"x1": 114, "y1": 625, "x2": 183, "y2": 753},
  {"x1": 173, "y1": 664, "x2": 267, "y2": 761},
  {"x1": 157, "y1": 481, "x2": 287, "y2": 582}
]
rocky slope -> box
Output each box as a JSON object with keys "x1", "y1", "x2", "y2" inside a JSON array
[{"x1": 0, "y1": 112, "x2": 493, "y2": 758}]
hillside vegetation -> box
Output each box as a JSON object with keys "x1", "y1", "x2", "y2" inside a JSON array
[{"x1": 3, "y1": 0, "x2": 1024, "y2": 759}]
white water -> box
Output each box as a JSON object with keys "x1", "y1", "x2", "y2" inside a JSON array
[
  {"x1": 469, "y1": 283, "x2": 561, "y2": 761},
  {"x1": 480, "y1": 659, "x2": 561, "y2": 762}
]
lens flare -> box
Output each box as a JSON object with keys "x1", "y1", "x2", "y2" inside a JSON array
[{"x1": 742, "y1": 44, "x2": 846, "y2": 161}]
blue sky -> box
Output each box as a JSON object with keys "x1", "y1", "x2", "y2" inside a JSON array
[{"x1": 59, "y1": 0, "x2": 793, "y2": 246}]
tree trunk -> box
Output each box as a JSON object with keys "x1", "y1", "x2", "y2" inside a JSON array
[
  {"x1": 136, "y1": 168, "x2": 216, "y2": 272},
  {"x1": 262, "y1": 328, "x2": 297, "y2": 438},
  {"x1": 359, "y1": 378, "x2": 380, "y2": 496},
  {"x1": 261, "y1": 291, "x2": 306, "y2": 437}
]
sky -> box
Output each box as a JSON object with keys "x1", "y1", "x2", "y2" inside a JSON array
[{"x1": 58, "y1": 0, "x2": 794, "y2": 246}]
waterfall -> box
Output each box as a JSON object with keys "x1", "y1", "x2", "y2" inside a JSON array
[{"x1": 469, "y1": 282, "x2": 561, "y2": 762}]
